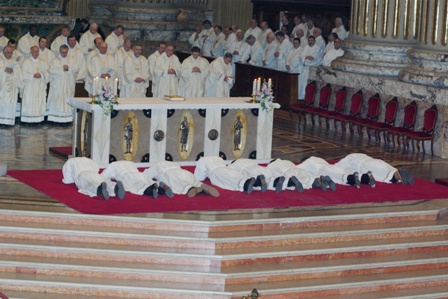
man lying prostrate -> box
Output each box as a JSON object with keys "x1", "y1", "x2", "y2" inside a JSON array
[
  {"x1": 194, "y1": 156, "x2": 260, "y2": 194},
  {"x1": 62, "y1": 157, "x2": 125, "y2": 200},
  {"x1": 102, "y1": 160, "x2": 173, "y2": 199},
  {"x1": 267, "y1": 158, "x2": 336, "y2": 192},
  {"x1": 144, "y1": 161, "x2": 220, "y2": 198},
  {"x1": 335, "y1": 153, "x2": 415, "y2": 185}
]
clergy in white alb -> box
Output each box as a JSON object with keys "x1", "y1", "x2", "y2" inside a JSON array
[
  {"x1": 322, "y1": 38, "x2": 344, "y2": 67},
  {"x1": 50, "y1": 25, "x2": 70, "y2": 56},
  {"x1": 105, "y1": 25, "x2": 125, "y2": 56},
  {"x1": 228, "y1": 30, "x2": 250, "y2": 74},
  {"x1": 210, "y1": 25, "x2": 226, "y2": 57},
  {"x1": 274, "y1": 31, "x2": 293, "y2": 71},
  {"x1": 304, "y1": 19, "x2": 316, "y2": 37},
  {"x1": 38, "y1": 37, "x2": 56, "y2": 67},
  {"x1": 20, "y1": 46, "x2": 49, "y2": 123},
  {"x1": 258, "y1": 21, "x2": 274, "y2": 49},
  {"x1": 200, "y1": 20, "x2": 215, "y2": 57},
  {"x1": 246, "y1": 35, "x2": 264, "y2": 67},
  {"x1": 291, "y1": 15, "x2": 307, "y2": 39},
  {"x1": 324, "y1": 33, "x2": 337, "y2": 54},
  {"x1": 67, "y1": 35, "x2": 86, "y2": 81},
  {"x1": 243, "y1": 19, "x2": 263, "y2": 40},
  {"x1": 0, "y1": 46, "x2": 22, "y2": 126},
  {"x1": 223, "y1": 26, "x2": 236, "y2": 54},
  {"x1": 180, "y1": 46, "x2": 209, "y2": 97},
  {"x1": 47, "y1": 45, "x2": 80, "y2": 123},
  {"x1": 332, "y1": 17, "x2": 348, "y2": 40},
  {"x1": 286, "y1": 38, "x2": 304, "y2": 74},
  {"x1": 6, "y1": 39, "x2": 23, "y2": 64},
  {"x1": 188, "y1": 25, "x2": 203, "y2": 49},
  {"x1": 87, "y1": 42, "x2": 115, "y2": 95},
  {"x1": 205, "y1": 53, "x2": 234, "y2": 97},
  {"x1": 84, "y1": 37, "x2": 103, "y2": 94},
  {"x1": 121, "y1": 44, "x2": 149, "y2": 98},
  {"x1": 267, "y1": 158, "x2": 316, "y2": 191},
  {"x1": 17, "y1": 25, "x2": 40, "y2": 59},
  {"x1": 147, "y1": 42, "x2": 166, "y2": 97},
  {"x1": 298, "y1": 36, "x2": 321, "y2": 99},
  {"x1": 154, "y1": 45, "x2": 182, "y2": 96},
  {"x1": 79, "y1": 23, "x2": 101, "y2": 55},
  {"x1": 114, "y1": 39, "x2": 133, "y2": 91},
  {"x1": 0, "y1": 26, "x2": 9, "y2": 51},
  {"x1": 262, "y1": 32, "x2": 278, "y2": 69}
]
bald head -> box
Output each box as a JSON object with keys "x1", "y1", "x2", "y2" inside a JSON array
[
  {"x1": 90, "y1": 23, "x2": 98, "y2": 34},
  {"x1": 98, "y1": 41, "x2": 108, "y2": 54}
]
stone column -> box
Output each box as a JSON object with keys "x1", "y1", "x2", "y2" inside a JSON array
[
  {"x1": 399, "y1": 0, "x2": 448, "y2": 87},
  {"x1": 332, "y1": 0, "x2": 420, "y2": 76}
]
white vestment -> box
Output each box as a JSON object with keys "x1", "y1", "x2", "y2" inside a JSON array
[
  {"x1": 223, "y1": 33, "x2": 237, "y2": 54},
  {"x1": 324, "y1": 41, "x2": 334, "y2": 54},
  {"x1": 292, "y1": 23, "x2": 307, "y2": 38},
  {"x1": 121, "y1": 54, "x2": 149, "y2": 98},
  {"x1": 247, "y1": 41, "x2": 264, "y2": 67},
  {"x1": 299, "y1": 36, "x2": 308, "y2": 48},
  {"x1": 20, "y1": 56, "x2": 49, "y2": 123},
  {"x1": 84, "y1": 48, "x2": 99, "y2": 94},
  {"x1": 298, "y1": 156, "x2": 351, "y2": 185},
  {"x1": 188, "y1": 32, "x2": 203, "y2": 49},
  {"x1": 50, "y1": 35, "x2": 68, "y2": 55},
  {"x1": 258, "y1": 28, "x2": 274, "y2": 49},
  {"x1": 229, "y1": 40, "x2": 250, "y2": 64},
  {"x1": 286, "y1": 46, "x2": 304, "y2": 73},
  {"x1": 322, "y1": 48, "x2": 344, "y2": 67},
  {"x1": 11, "y1": 50, "x2": 23, "y2": 65},
  {"x1": 228, "y1": 159, "x2": 279, "y2": 191},
  {"x1": 298, "y1": 44, "x2": 321, "y2": 99},
  {"x1": 244, "y1": 26, "x2": 263, "y2": 40},
  {"x1": 211, "y1": 32, "x2": 226, "y2": 57},
  {"x1": 144, "y1": 161, "x2": 201, "y2": 195},
  {"x1": 102, "y1": 161, "x2": 156, "y2": 195},
  {"x1": 147, "y1": 51, "x2": 161, "y2": 96},
  {"x1": 205, "y1": 56, "x2": 233, "y2": 97},
  {"x1": 105, "y1": 32, "x2": 124, "y2": 56},
  {"x1": 47, "y1": 54, "x2": 79, "y2": 123},
  {"x1": 62, "y1": 157, "x2": 117, "y2": 197},
  {"x1": 263, "y1": 40, "x2": 278, "y2": 69},
  {"x1": 79, "y1": 31, "x2": 101, "y2": 55},
  {"x1": 0, "y1": 56, "x2": 22, "y2": 125},
  {"x1": 200, "y1": 28, "x2": 215, "y2": 57},
  {"x1": 154, "y1": 53, "x2": 182, "y2": 97},
  {"x1": 68, "y1": 44, "x2": 87, "y2": 81},
  {"x1": 87, "y1": 53, "x2": 115, "y2": 94},
  {"x1": 332, "y1": 25, "x2": 348, "y2": 40},
  {"x1": 194, "y1": 156, "x2": 250, "y2": 192},
  {"x1": 275, "y1": 38, "x2": 293, "y2": 71},
  {"x1": 305, "y1": 25, "x2": 315, "y2": 37},
  {"x1": 17, "y1": 33, "x2": 40, "y2": 58},
  {"x1": 39, "y1": 48, "x2": 56, "y2": 67},
  {"x1": 267, "y1": 159, "x2": 316, "y2": 190},
  {"x1": 335, "y1": 154, "x2": 397, "y2": 183},
  {"x1": 0, "y1": 36, "x2": 10, "y2": 51},
  {"x1": 180, "y1": 55, "x2": 210, "y2": 97},
  {"x1": 114, "y1": 47, "x2": 132, "y2": 90}
]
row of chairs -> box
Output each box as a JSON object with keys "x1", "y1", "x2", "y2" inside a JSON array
[{"x1": 289, "y1": 81, "x2": 438, "y2": 156}]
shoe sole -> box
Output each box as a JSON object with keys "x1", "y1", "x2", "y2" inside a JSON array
[
  {"x1": 275, "y1": 176, "x2": 285, "y2": 193},
  {"x1": 115, "y1": 181, "x2": 125, "y2": 200},
  {"x1": 201, "y1": 184, "x2": 220, "y2": 197}
]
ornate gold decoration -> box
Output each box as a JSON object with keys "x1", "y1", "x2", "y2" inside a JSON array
[
  {"x1": 363, "y1": 0, "x2": 369, "y2": 36},
  {"x1": 423, "y1": 0, "x2": 430, "y2": 44},
  {"x1": 371, "y1": 0, "x2": 379, "y2": 37},
  {"x1": 178, "y1": 111, "x2": 194, "y2": 160},
  {"x1": 442, "y1": 0, "x2": 448, "y2": 45},
  {"x1": 231, "y1": 110, "x2": 247, "y2": 159},
  {"x1": 392, "y1": 0, "x2": 401, "y2": 38},
  {"x1": 432, "y1": 0, "x2": 441, "y2": 45},
  {"x1": 382, "y1": 0, "x2": 390, "y2": 38},
  {"x1": 121, "y1": 112, "x2": 138, "y2": 161}
]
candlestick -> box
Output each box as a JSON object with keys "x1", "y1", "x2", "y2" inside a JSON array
[{"x1": 113, "y1": 78, "x2": 118, "y2": 96}]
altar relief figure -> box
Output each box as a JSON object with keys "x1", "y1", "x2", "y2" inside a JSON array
[
  {"x1": 231, "y1": 110, "x2": 247, "y2": 158},
  {"x1": 121, "y1": 112, "x2": 138, "y2": 160},
  {"x1": 178, "y1": 111, "x2": 194, "y2": 159}
]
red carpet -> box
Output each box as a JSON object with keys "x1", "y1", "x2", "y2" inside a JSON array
[
  {"x1": 49, "y1": 146, "x2": 72, "y2": 159},
  {"x1": 7, "y1": 168, "x2": 448, "y2": 215}
]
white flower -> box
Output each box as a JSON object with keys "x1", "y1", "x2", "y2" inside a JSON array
[
  {"x1": 255, "y1": 82, "x2": 280, "y2": 113},
  {"x1": 92, "y1": 84, "x2": 117, "y2": 116}
]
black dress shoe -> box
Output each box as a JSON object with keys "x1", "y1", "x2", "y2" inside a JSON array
[
  {"x1": 114, "y1": 181, "x2": 125, "y2": 200},
  {"x1": 97, "y1": 182, "x2": 109, "y2": 200},
  {"x1": 244, "y1": 178, "x2": 255, "y2": 194}
]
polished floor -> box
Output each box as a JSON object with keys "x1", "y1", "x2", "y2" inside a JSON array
[{"x1": 1, "y1": 109, "x2": 448, "y2": 215}]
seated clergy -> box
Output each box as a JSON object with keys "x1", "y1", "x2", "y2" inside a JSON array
[{"x1": 322, "y1": 38, "x2": 344, "y2": 67}]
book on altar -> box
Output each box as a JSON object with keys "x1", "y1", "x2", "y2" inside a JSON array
[{"x1": 164, "y1": 95, "x2": 185, "y2": 101}]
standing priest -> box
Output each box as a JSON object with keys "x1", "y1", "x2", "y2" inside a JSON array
[
  {"x1": 180, "y1": 46, "x2": 209, "y2": 97},
  {"x1": 205, "y1": 52, "x2": 233, "y2": 97},
  {"x1": 154, "y1": 44, "x2": 181, "y2": 97},
  {"x1": 0, "y1": 46, "x2": 22, "y2": 126},
  {"x1": 121, "y1": 43, "x2": 149, "y2": 98},
  {"x1": 87, "y1": 42, "x2": 115, "y2": 95}
]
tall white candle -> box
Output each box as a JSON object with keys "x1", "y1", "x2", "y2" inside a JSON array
[
  {"x1": 104, "y1": 76, "x2": 109, "y2": 86},
  {"x1": 252, "y1": 79, "x2": 256, "y2": 94},
  {"x1": 93, "y1": 77, "x2": 99, "y2": 94},
  {"x1": 268, "y1": 78, "x2": 272, "y2": 90},
  {"x1": 113, "y1": 78, "x2": 118, "y2": 96},
  {"x1": 257, "y1": 78, "x2": 261, "y2": 91}
]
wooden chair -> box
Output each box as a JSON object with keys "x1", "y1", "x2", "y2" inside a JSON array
[
  {"x1": 366, "y1": 97, "x2": 399, "y2": 143},
  {"x1": 386, "y1": 101, "x2": 417, "y2": 149},
  {"x1": 405, "y1": 105, "x2": 438, "y2": 156},
  {"x1": 301, "y1": 83, "x2": 332, "y2": 127},
  {"x1": 289, "y1": 81, "x2": 317, "y2": 124},
  {"x1": 350, "y1": 93, "x2": 381, "y2": 138},
  {"x1": 318, "y1": 87, "x2": 347, "y2": 131},
  {"x1": 332, "y1": 90, "x2": 363, "y2": 137}
]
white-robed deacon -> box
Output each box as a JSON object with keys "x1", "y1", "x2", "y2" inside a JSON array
[
  {"x1": 246, "y1": 35, "x2": 264, "y2": 67},
  {"x1": 322, "y1": 38, "x2": 344, "y2": 67},
  {"x1": 286, "y1": 38, "x2": 304, "y2": 74},
  {"x1": 258, "y1": 21, "x2": 274, "y2": 49},
  {"x1": 114, "y1": 38, "x2": 132, "y2": 91},
  {"x1": 50, "y1": 25, "x2": 71, "y2": 56},
  {"x1": 0, "y1": 46, "x2": 22, "y2": 126},
  {"x1": 84, "y1": 37, "x2": 103, "y2": 94},
  {"x1": 67, "y1": 35, "x2": 86, "y2": 82},
  {"x1": 200, "y1": 20, "x2": 215, "y2": 57},
  {"x1": 87, "y1": 41, "x2": 115, "y2": 95},
  {"x1": 262, "y1": 32, "x2": 278, "y2": 69},
  {"x1": 38, "y1": 37, "x2": 55, "y2": 67},
  {"x1": 147, "y1": 42, "x2": 166, "y2": 97},
  {"x1": 154, "y1": 44, "x2": 182, "y2": 97},
  {"x1": 47, "y1": 45, "x2": 80, "y2": 123},
  {"x1": 20, "y1": 46, "x2": 49, "y2": 123},
  {"x1": 144, "y1": 161, "x2": 219, "y2": 198},
  {"x1": 17, "y1": 25, "x2": 40, "y2": 59},
  {"x1": 5, "y1": 39, "x2": 23, "y2": 65},
  {"x1": 205, "y1": 52, "x2": 233, "y2": 97},
  {"x1": 105, "y1": 25, "x2": 125, "y2": 56},
  {"x1": 332, "y1": 17, "x2": 348, "y2": 41},
  {"x1": 180, "y1": 46, "x2": 210, "y2": 97},
  {"x1": 0, "y1": 25, "x2": 10, "y2": 51},
  {"x1": 228, "y1": 30, "x2": 250, "y2": 73},
  {"x1": 121, "y1": 43, "x2": 149, "y2": 98},
  {"x1": 298, "y1": 35, "x2": 321, "y2": 99},
  {"x1": 274, "y1": 31, "x2": 293, "y2": 71},
  {"x1": 188, "y1": 25, "x2": 203, "y2": 49},
  {"x1": 243, "y1": 19, "x2": 263, "y2": 40},
  {"x1": 79, "y1": 23, "x2": 101, "y2": 56},
  {"x1": 210, "y1": 25, "x2": 226, "y2": 57}
]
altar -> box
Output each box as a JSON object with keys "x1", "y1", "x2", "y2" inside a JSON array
[{"x1": 69, "y1": 97, "x2": 275, "y2": 166}]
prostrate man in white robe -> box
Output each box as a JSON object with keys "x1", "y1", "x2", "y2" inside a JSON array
[
  {"x1": 147, "y1": 42, "x2": 166, "y2": 97},
  {"x1": 194, "y1": 156, "x2": 256, "y2": 194},
  {"x1": 18, "y1": 25, "x2": 39, "y2": 59},
  {"x1": 244, "y1": 19, "x2": 262, "y2": 40},
  {"x1": 144, "y1": 161, "x2": 219, "y2": 198},
  {"x1": 105, "y1": 25, "x2": 125, "y2": 56},
  {"x1": 79, "y1": 23, "x2": 101, "y2": 56},
  {"x1": 62, "y1": 157, "x2": 125, "y2": 200},
  {"x1": 115, "y1": 39, "x2": 132, "y2": 91},
  {"x1": 87, "y1": 42, "x2": 115, "y2": 95},
  {"x1": 332, "y1": 17, "x2": 348, "y2": 41},
  {"x1": 47, "y1": 45, "x2": 80, "y2": 123},
  {"x1": 228, "y1": 30, "x2": 250, "y2": 73},
  {"x1": 0, "y1": 46, "x2": 22, "y2": 126},
  {"x1": 205, "y1": 52, "x2": 233, "y2": 97},
  {"x1": 20, "y1": 46, "x2": 49, "y2": 123},
  {"x1": 246, "y1": 35, "x2": 264, "y2": 67},
  {"x1": 121, "y1": 43, "x2": 149, "y2": 98},
  {"x1": 262, "y1": 32, "x2": 278, "y2": 69},
  {"x1": 0, "y1": 25, "x2": 9, "y2": 51},
  {"x1": 274, "y1": 31, "x2": 293, "y2": 71},
  {"x1": 188, "y1": 25, "x2": 203, "y2": 49},
  {"x1": 298, "y1": 36, "x2": 321, "y2": 99},
  {"x1": 210, "y1": 25, "x2": 226, "y2": 57},
  {"x1": 154, "y1": 44, "x2": 182, "y2": 96},
  {"x1": 67, "y1": 35, "x2": 86, "y2": 82},
  {"x1": 286, "y1": 38, "x2": 303, "y2": 74},
  {"x1": 322, "y1": 38, "x2": 344, "y2": 67},
  {"x1": 180, "y1": 46, "x2": 209, "y2": 97},
  {"x1": 38, "y1": 37, "x2": 55, "y2": 67},
  {"x1": 51, "y1": 25, "x2": 71, "y2": 56},
  {"x1": 200, "y1": 20, "x2": 215, "y2": 57},
  {"x1": 258, "y1": 21, "x2": 273, "y2": 49}
]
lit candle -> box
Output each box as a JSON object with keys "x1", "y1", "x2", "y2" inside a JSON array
[
  {"x1": 257, "y1": 78, "x2": 261, "y2": 91},
  {"x1": 104, "y1": 76, "x2": 109, "y2": 86},
  {"x1": 268, "y1": 78, "x2": 272, "y2": 90},
  {"x1": 252, "y1": 79, "x2": 256, "y2": 95},
  {"x1": 93, "y1": 77, "x2": 99, "y2": 94},
  {"x1": 113, "y1": 78, "x2": 118, "y2": 96}
]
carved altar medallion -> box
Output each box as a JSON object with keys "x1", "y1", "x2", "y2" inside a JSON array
[
  {"x1": 178, "y1": 111, "x2": 194, "y2": 160},
  {"x1": 231, "y1": 110, "x2": 247, "y2": 158},
  {"x1": 121, "y1": 112, "x2": 139, "y2": 161}
]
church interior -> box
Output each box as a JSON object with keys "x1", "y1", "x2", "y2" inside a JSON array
[{"x1": 1, "y1": 0, "x2": 448, "y2": 298}]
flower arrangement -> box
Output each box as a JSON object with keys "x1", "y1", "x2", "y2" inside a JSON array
[
  {"x1": 92, "y1": 84, "x2": 118, "y2": 116},
  {"x1": 255, "y1": 81, "x2": 280, "y2": 113}
]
